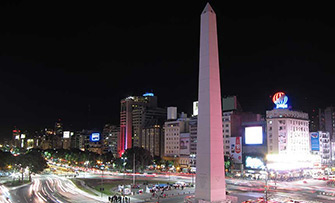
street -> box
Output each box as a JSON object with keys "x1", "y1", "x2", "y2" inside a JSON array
[{"x1": 2, "y1": 172, "x2": 335, "y2": 203}]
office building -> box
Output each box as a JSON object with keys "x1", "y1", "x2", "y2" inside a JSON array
[
  {"x1": 118, "y1": 93, "x2": 165, "y2": 157},
  {"x1": 164, "y1": 112, "x2": 189, "y2": 158},
  {"x1": 266, "y1": 108, "x2": 309, "y2": 155},
  {"x1": 310, "y1": 131, "x2": 331, "y2": 166},
  {"x1": 141, "y1": 125, "x2": 163, "y2": 157},
  {"x1": 102, "y1": 124, "x2": 120, "y2": 157}
]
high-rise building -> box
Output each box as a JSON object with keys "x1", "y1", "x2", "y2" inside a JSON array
[
  {"x1": 141, "y1": 125, "x2": 163, "y2": 157},
  {"x1": 164, "y1": 113, "x2": 190, "y2": 158},
  {"x1": 118, "y1": 93, "x2": 165, "y2": 157},
  {"x1": 39, "y1": 128, "x2": 54, "y2": 150},
  {"x1": 310, "y1": 131, "x2": 331, "y2": 166},
  {"x1": 62, "y1": 131, "x2": 72, "y2": 150},
  {"x1": 324, "y1": 107, "x2": 335, "y2": 141},
  {"x1": 266, "y1": 108, "x2": 309, "y2": 155},
  {"x1": 12, "y1": 127, "x2": 21, "y2": 148},
  {"x1": 309, "y1": 108, "x2": 320, "y2": 132},
  {"x1": 102, "y1": 124, "x2": 119, "y2": 157},
  {"x1": 52, "y1": 119, "x2": 63, "y2": 149},
  {"x1": 73, "y1": 129, "x2": 102, "y2": 154},
  {"x1": 312, "y1": 106, "x2": 335, "y2": 140}
]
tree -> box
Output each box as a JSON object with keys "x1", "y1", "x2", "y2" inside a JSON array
[
  {"x1": 123, "y1": 147, "x2": 153, "y2": 172},
  {"x1": 0, "y1": 151, "x2": 14, "y2": 170},
  {"x1": 19, "y1": 149, "x2": 48, "y2": 174}
]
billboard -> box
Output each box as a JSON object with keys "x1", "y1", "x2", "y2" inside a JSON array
[
  {"x1": 245, "y1": 126, "x2": 263, "y2": 144},
  {"x1": 272, "y1": 92, "x2": 289, "y2": 109},
  {"x1": 230, "y1": 137, "x2": 242, "y2": 163},
  {"x1": 63, "y1": 131, "x2": 70, "y2": 138},
  {"x1": 310, "y1": 132, "x2": 320, "y2": 151},
  {"x1": 245, "y1": 156, "x2": 265, "y2": 170},
  {"x1": 193, "y1": 101, "x2": 198, "y2": 116},
  {"x1": 180, "y1": 133, "x2": 190, "y2": 155},
  {"x1": 90, "y1": 133, "x2": 100, "y2": 142}
]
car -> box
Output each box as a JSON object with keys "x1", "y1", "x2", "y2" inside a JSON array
[{"x1": 173, "y1": 181, "x2": 186, "y2": 186}]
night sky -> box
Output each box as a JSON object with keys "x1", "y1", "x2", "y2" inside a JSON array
[{"x1": 0, "y1": 1, "x2": 334, "y2": 139}]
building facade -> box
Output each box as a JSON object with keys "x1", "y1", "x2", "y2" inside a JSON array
[
  {"x1": 164, "y1": 113, "x2": 189, "y2": 157},
  {"x1": 102, "y1": 124, "x2": 119, "y2": 157},
  {"x1": 118, "y1": 93, "x2": 165, "y2": 157},
  {"x1": 266, "y1": 109, "x2": 309, "y2": 155},
  {"x1": 141, "y1": 125, "x2": 163, "y2": 157},
  {"x1": 310, "y1": 131, "x2": 331, "y2": 166}
]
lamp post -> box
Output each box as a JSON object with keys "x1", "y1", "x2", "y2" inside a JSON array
[
  {"x1": 264, "y1": 166, "x2": 269, "y2": 202},
  {"x1": 132, "y1": 152, "x2": 136, "y2": 186},
  {"x1": 100, "y1": 164, "x2": 104, "y2": 198},
  {"x1": 121, "y1": 157, "x2": 127, "y2": 181}
]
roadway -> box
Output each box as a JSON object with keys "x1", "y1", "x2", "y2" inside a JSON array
[
  {"x1": 1, "y1": 174, "x2": 107, "y2": 203},
  {"x1": 77, "y1": 171, "x2": 335, "y2": 202},
  {"x1": 2, "y1": 171, "x2": 335, "y2": 203}
]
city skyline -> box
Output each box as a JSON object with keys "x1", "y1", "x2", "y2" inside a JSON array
[{"x1": 1, "y1": 1, "x2": 334, "y2": 139}]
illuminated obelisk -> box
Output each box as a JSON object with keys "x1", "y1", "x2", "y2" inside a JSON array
[{"x1": 195, "y1": 3, "x2": 228, "y2": 202}]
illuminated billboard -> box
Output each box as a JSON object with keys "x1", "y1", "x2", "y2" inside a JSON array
[
  {"x1": 310, "y1": 132, "x2": 320, "y2": 151},
  {"x1": 90, "y1": 133, "x2": 100, "y2": 142},
  {"x1": 245, "y1": 126, "x2": 263, "y2": 145},
  {"x1": 193, "y1": 101, "x2": 198, "y2": 116},
  {"x1": 63, "y1": 131, "x2": 70, "y2": 138},
  {"x1": 245, "y1": 156, "x2": 265, "y2": 169},
  {"x1": 180, "y1": 133, "x2": 190, "y2": 155},
  {"x1": 230, "y1": 137, "x2": 242, "y2": 163},
  {"x1": 272, "y1": 92, "x2": 288, "y2": 109}
]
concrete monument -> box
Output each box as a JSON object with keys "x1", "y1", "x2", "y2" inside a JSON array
[{"x1": 195, "y1": 3, "x2": 230, "y2": 203}]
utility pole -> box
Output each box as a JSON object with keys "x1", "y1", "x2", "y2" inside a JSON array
[
  {"x1": 101, "y1": 164, "x2": 104, "y2": 198},
  {"x1": 265, "y1": 166, "x2": 268, "y2": 203},
  {"x1": 133, "y1": 152, "x2": 136, "y2": 186}
]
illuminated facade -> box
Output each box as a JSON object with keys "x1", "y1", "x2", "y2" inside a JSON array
[
  {"x1": 195, "y1": 3, "x2": 227, "y2": 201},
  {"x1": 310, "y1": 131, "x2": 331, "y2": 166},
  {"x1": 266, "y1": 108, "x2": 309, "y2": 155},
  {"x1": 118, "y1": 93, "x2": 165, "y2": 157},
  {"x1": 102, "y1": 124, "x2": 119, "y2": 157},
  {"x1": 12, "y1": 127, "x2": 21, "y2": 148},
  {"x1": 141, "y1": 125, "x2": 163, "y2": 157},
  {"x1": 164, "y1": 113, "x2": 189, "y2": 157},
  {"x1": 52, "y1": 119, "x2": 63, "y2": 149}
]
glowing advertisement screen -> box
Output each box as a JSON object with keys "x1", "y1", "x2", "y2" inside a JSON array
[
  {"x1": 310, "y1": 132, "x2": 320, "y2": 151},
  {"x1": 230, "y1": 137, "x2": 242, "y2": 163},
  {"x1": 90, "y1": 133, "x2": 100, "y2": 142},
  {"x1": 63, "y1": 131, "x2": 70, "y2": 138},
  {"x1": 245, "y1": 156, "x2": 265, "y2": 169},
  {"x1": 272, "y1": 92, "x2": 288, "y2": 109},
  {"x1": 245, "y1": 126, "x2": 263, "y2": 145}
]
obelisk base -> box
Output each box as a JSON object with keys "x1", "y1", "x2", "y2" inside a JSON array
[
  {"x1": 197, "y1": 199, "x2": 231, "y2": 203},
  {"x1": 186, "y1": 196, "x2": 238, "y2": 203}
]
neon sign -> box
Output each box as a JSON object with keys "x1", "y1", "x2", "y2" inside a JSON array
[
  {"x1": 90, "y1": 133, "x2": 100, "y2": 142},
  {"x1": 143, "y1": 92, "x2": 154, "y2": 97},
  {"x1": 272, "y1": 92, "x2": 288, "y2": 109}
]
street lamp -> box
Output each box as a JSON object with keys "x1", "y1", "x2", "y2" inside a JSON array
[
  {"x1": 100, "y1": 164, "x2": 105, "y2": 198},
  {"x1": 264, "y1": 166, "x2": 269, "y2": 202},
  {"x1": 121, "y1": 157, "x2": 127, "y2": 181}
]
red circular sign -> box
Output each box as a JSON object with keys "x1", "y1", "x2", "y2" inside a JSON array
[{"x1": 272, "y1": 92, "x2": 285, "y2": 103}]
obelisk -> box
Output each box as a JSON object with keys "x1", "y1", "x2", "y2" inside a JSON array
[{"x1": 195, "y1": 3, "x2": 227, "y2": 202}]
